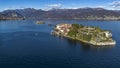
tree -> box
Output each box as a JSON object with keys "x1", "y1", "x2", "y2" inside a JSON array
[{"x1": 67, "y1": 24, "x2": 79, "y2": 37}]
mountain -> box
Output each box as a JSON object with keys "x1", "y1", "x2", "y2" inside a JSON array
[
  {"x1": 0, "y1": 10, "x2": 25, "y2": 20},
  {"x1": 1, "y1": 8, "x2": 120, "y2": 20},
  {"x1": 44, "y1": 8, "x2": 120, "y2": 20},
  {"x1": 15, "y1": 8, "x2": 45, "y2": 18}
]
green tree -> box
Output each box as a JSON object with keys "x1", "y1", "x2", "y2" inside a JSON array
[{"x1": 67, "y1": 24, "x2": 79, "y2": 37}]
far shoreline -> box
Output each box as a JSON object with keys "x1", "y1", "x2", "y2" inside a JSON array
[{"x1": 1, "y1": 18, "x2": 120, "y2": 22}]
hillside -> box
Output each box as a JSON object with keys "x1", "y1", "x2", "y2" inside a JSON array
[
  {"x1": 1, "y1": 8, "x2": 120, "y2": 20},
  {"x1": 0, "y1": 10, "x2": 25, "y2": 20}
]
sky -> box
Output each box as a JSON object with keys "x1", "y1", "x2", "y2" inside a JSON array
[{"x1": 0, "y1": 0, "x2": 120, "y2": 11}]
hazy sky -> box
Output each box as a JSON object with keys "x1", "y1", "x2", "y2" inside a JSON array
[{"x1": 0, "y1": 0, "x2": 120, "y2": 11}]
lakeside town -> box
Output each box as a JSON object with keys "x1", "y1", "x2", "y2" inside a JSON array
[{"x1": 52, "y1": 23, "x2": 116, "y2": 46}]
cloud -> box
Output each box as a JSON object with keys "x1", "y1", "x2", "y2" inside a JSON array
[
  {"x1": 96, "y1": 6, "x2": 105, "y2": 8},
  {"x1": 109, "y1": 1, "x2": 120, "y2": 8},
  {"x1": 46, "y1": 3, "x2": 62, "y2": 9},
  {"x1": 65, "y1": 7, "x2": 79, "y2": 9}
]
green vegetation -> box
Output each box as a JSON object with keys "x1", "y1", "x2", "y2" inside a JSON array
[
  {"x1": 67, "y1": 24, "x2": 114, "y2": 43},
  {"x1": 52, "y1": 23, "x2": 116, "y2": 46},
  {"x1": 68, "y1": 24, "x2": 79, "y2": 37},
  {"x1": 82, "y1": 34, "x2": 92, "y2": 42}
]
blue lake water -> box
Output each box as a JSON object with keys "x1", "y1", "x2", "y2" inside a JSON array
[{"x1": 0, "y1": 19, "x2": 120, "y2": 68}]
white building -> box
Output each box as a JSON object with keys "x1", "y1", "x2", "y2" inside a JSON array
[{"x1": 104, "y1": 31, "x2": 112, "y2": 38}]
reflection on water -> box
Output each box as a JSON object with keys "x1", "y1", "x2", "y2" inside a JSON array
[
  {"x1": 65, "y1": 37, "x2": 114, "y2": 51},
  {"x1": 65, "y1": 37, "x2": 91, "y2": 51},
  {"x1": 92, "y1": 45, "x2": 115, "y2": 51},
  {"x1": 66, "y1": 38, "x2": 78, "y2": 46}
]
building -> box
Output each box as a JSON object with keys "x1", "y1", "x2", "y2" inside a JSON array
[
  {"x1": 55, "y1": 23, "x2": 72, "y2": 35},
  {"x1": 104, "y1": 31, "x2": 112, "y2": 38}
]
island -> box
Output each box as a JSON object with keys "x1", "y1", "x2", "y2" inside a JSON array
[
  {"x1": 52, "y1": 23, "x2": 116, "y2": 46},
  {"x1": 36, "y1": 21, "x2": 45, "y2": 24}
]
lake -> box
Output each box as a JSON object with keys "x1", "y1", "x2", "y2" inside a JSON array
[{"x1": 0, "y1": 19, "x2": 120, "y2": 68}]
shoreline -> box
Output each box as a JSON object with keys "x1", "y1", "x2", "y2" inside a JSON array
[
  {"x1": 4, "y1": 18, "x2": 120, "y2": 21},
  {"x1": 60, "y1": 35, "x2": 116, "y2": 46}
]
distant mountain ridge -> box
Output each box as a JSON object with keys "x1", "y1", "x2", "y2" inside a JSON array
[
  {"x1": 0, "y1": 10, "x2": 25, "y2": 20},
  {"x1": 0, "y1": 8, "x2": 120, "y2": 20}
]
